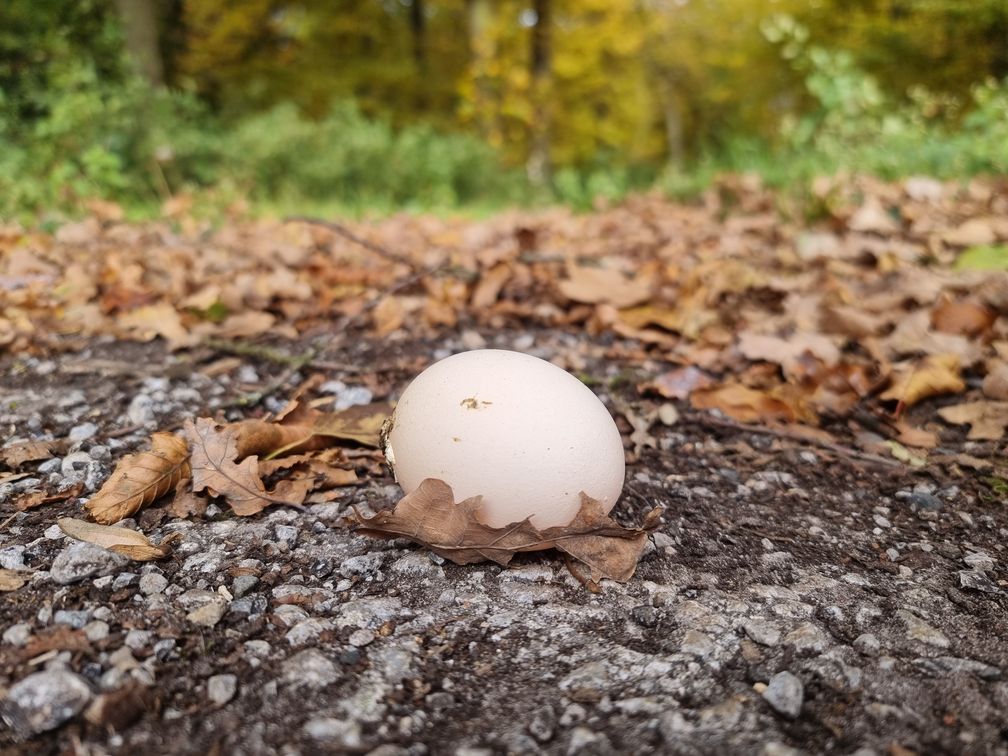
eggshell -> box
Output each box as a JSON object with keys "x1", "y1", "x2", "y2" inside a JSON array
[{"x1": 385, "y1": 349, "x2": 625, "y2": 529}]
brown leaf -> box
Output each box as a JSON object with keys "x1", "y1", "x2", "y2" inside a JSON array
[
  {"x1": 638, "y1": 366, "x2": 714, "y2": 399},
  {"x1": 983, "y1": 361, "x2": 1008, "y2": 400},
  {"x1": 931, "y1": 299, "x2": 996, "y2": 336},
  {"x1": 880, "y1": 355, "x2": 965, "y2": 410},
  {"x1": 938, "y1": 401, "x2": 1008, "y2": 440},
  {"x1": 271, "y1": 477, "x2": 314, "y2": 506},
  {"x1": 848, "y1": 197, "x2": 899, "y2": 234},
  {"x1": 19, "y1": 627, "x2": 90, "y2": 660},
  {"x1": 691, "y1": 384, "x2": 813, "y2": 424},
  {"x1": 85, "y1": 433, "x2": 191, "y2": 524},
  {"x1": 884, "y1": 310, "x2": 983, "y2": 366},
  {"x1": 351, "y1": 478, "x2": 661, "y2": 583},
  {"x1": 373, "y1": 297, "x2": 406, "y2": 336},
  {"x1": 15, "y1": 482, "x2": 84, "y2": 511},
  {"x1": 943, "y1": 218, "x2": 996, "y2": 247},
  {"x1": 233, "y1": 401, "x2": 390, "y2": 459},
  {"x1": 558, "y1": 263, "x2": 653, "y2": 309},
  {"x1": 0, "y1": 569, "x2": 28, "y2": 592},
  {"x1": 57, "y1": 517, "x2": 179, "y2": 561},
  {"x1": 296, "y1": 461, "x2": 358, "y2": 489},
  {"x1": 85, "y1": 680, "x2": 153, "y2": 730},
  {"x1": 893, "y1": 422, "x2": 939, "y2": 449},
  {"x1": 819, "y1": 304, "x2": 886, "y2": 338},
  {"x1": 118, "y1": 303, "x2": 197, "y2": 350},
  {"x1": 0, "y1": 440, "x2": 54, "y2": 468},
  {"x1": 737, "y1": 331, "x2": 840, "y2": 373},
  {"x1": 213, "y1": 311, "x2": 277, "y2": 338},
  {"x1": 184, "y1": 417, "x2": 297, "y2": 516},
  {"x1": 471, "y1": 263, "x2": 512, "y2": 309},
  {"x1": 167, "y1": 478, "x2": 208, "y2": 519}
]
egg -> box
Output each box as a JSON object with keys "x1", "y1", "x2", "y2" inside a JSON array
[{"x1": 383, "y1": 349, "x2": 625, "y2": 529}]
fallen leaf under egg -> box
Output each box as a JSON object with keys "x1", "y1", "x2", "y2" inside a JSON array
[{"x1": 350, "y1": 477, "x2": 662, "y2": 586}]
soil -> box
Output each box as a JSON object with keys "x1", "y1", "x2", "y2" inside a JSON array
[{"x1": 1, "y1": 329, "x2": 1007, "y2": 756}]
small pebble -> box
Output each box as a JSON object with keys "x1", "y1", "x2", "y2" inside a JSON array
[
  {"x1": 232, "y1": 575, "x2": 259, "y2": 598},
  {"x1": 68, "y1": 422, "x2": 99, "y2": 443},
  {"x1": 139, "y1": 572, "x2": 169, "y2": 596},
  {"x1": 0, "y1": 670, "x2": 92, "y2": 737},
  {"x1": 38, "y1": 458, "x2": 63, "y2": 474},
  {"x1": 88, "y1": 445, "x2": 112, "y2": 462},
  {"x1": 909, "y1": 492, "x2": 942, "y2": 512},
  {"x1": 128, "y1": 395, "x2": 157, "y2": 426},
  {"x1": 762, "y1": 671, "x2": 804, "y2": 718},
  {"x1": 3, "y1": 623, "x2": 32, "y2": 646},
  {"x1": 207, "y1": 674, "x2": 238, "y2": 705},
  {"x1": 349, "y1": 628, "x2": 376, "y2": 647}
]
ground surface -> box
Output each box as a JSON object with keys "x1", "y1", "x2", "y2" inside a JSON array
[{"x1": 1, "y1": 327, "x2": 1006, "y2": 756}]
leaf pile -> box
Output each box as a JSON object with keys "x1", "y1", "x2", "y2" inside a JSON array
[
  {"x1": 351, "y1": 478, "x2": 662, "y2": 585},
  {"x1": 2, "y1": 176, "x2": 1007, "y2": 459}
]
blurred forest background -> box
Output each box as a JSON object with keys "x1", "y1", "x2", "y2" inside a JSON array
[{"x1": 2, "y1": 0, "x2": 1008, "y2": 219}]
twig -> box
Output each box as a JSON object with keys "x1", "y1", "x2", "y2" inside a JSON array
[
  {"x1": 338, "y1": 261, "x2": 447, "y2": 332},
  {"x1": 201, "y1": 338, "x2": 316, "y2": 367},
  {"x1": 219, "y1": 351, "x2": 317, "y2": 411},
  {"x1": 0, "y1": 512, "x2": 20, "y2": 532},
  {"x1": 105, "y1": 424, "x2": 144, "y2": 439},
  {"x1": 682, "y1": 413, "x2": 906, "y2": 469},
  {"x1": 285, "y1": 216, "x2": 417, "y2": 269}
]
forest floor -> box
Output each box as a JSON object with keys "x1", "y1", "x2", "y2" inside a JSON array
[{"x1": 1, "y1": 177, "x2": 1007, "y2": 755}]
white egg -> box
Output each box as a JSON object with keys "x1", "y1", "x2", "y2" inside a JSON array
[{"x1": 384, "y1": 349, "x2": 625, "y2": 529}]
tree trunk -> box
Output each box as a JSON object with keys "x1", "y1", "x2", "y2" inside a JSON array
[
  {"x1": 659, "y1": 81, "x2": 685, "y2": 170},
  {"x1": 115, "y1": 0, "x2": 164, "y2": 86},
  {"x1": 410, "y1": 0, "x2": 426, "y2": 72},
  {"x1": 466, "y1": 0, "x2": 494, "y2": 139},
  {"x1": 526, "y1": 0, "x2": 552, "y2": 186}
]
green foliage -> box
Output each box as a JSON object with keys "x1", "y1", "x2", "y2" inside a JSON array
[
  {"x1": 682, "y1": 17, "x2": 1008, "y2": 190},
  {"x1": 2, "y1": 1, "x2": 1008, "y2": 219},
  {"x1": 0, "y1": 69, "x2": 525, "y2": 218},
  {"x1": 0, "y1": 61, "x2": 215, "y2": 217},
  {"x1": 222, "y1": 103, "x2": 526, "y2": 212}
]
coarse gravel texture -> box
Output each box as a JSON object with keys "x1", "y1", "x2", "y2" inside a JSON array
[{"x1": 1, "y1": 330, "x2": 1007, "y2": 756}]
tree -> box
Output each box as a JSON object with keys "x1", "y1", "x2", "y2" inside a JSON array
[{"x1": 114, "y1": 0, "x2": 164, "y2": 85}]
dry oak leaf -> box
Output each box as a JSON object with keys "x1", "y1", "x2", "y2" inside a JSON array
[
  {"x1": 691, "y1": 384, "x2": 814, "y2": 424},
  {"x1": 938, "y1": 401, "x2": 1008, "y2": 441},
  {"x1": 351, "y1": 478, "x2": 662, "y2": 583},
  {"x1": 57, "y1": 517, "x2": 180, "y2": 561},
  {"x1": 234, "y1": 400, "x2": 392, "y2": 459},
  {"x1": 184, "y1": 417, "x2": 308, "y2": 516},
  {"x1": 737, "y1": 331, "x2": 841, "y2": 373},
  {"x1": 638, "y1": 366, "x2": 714, "y2": 400},
  {"x1": 471, "y1": 263, "x2": 512, "y2": 309},
  {"x1": 884, "y1": 310, "x2": 984, "y2": 366},
  {"x1": 880, "y1": 355, "x2": 965, "y2": 410},
  {"x1": 85, "y1": 433, "x2": 191, "y2": 525},
  {"x1": 931, "y1": 298, "x2": 996, "y2": 336},
  {"x1": 0, "y1": 569, "x2": 28, "y2": 592},
  {"x1": 117, "y1": 302, "x2": 197, "y2": 350},
  {"x1": 15, "y1": 482, "x2": 84, "y2": 512},
  {"x1": 0, "y1": 440, "x2": 54, "y2": 468},
  {"x1": 167, "y1": 478, "x2": 209, "y2": 519},
  {"x1": 558, "y1": 263, "x2": 653, "y2": 309},
  {"x1": 983, "y1": 361, "x2": 1008, "y2": 400},
  {"x1": 943, "y1": 218, "x2": 997, "y2": 248}
]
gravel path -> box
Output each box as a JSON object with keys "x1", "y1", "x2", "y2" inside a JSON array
[{"x1": 1, "y1": 333, "x2": 1006, "y2": 755}]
